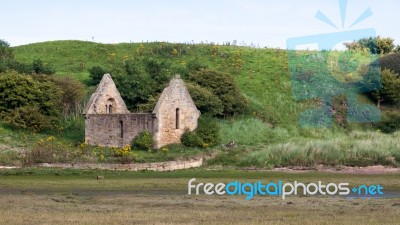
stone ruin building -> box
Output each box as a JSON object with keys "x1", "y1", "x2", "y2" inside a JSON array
[{"x1": 83, "y1": 74, "x2": 200, "y2": 149}]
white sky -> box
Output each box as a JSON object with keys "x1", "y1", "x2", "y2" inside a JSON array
[{"x1": 1, "y1": 0, "x2": 399, "y2": 48}]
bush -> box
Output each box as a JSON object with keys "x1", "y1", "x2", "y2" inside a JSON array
[
  {"x1": 52, "y1": 76, "x2": 85, "y2": 116},
  {"x1": 186, "y1": 83, "x2": 223, "y2": 116},
  {"x1": 181, "y1": 117, "x2": 220, "y2": 148},
  {"x1": 376, "y1": 113, "x2": 400, "y2": 133},
  {"x1": 0, "y1": 71, "x2": 62, "y2": 131},
  {"x1": 2, "y1": 106, "x2": 53, "y2": 132},
  {"x1": 88, "y1": 65, "x2": 107, "y2": 85},
  {"x1": 32, "y1": 59, "x2": 55, "y2": 75},
  {"x1": 188, "y1": 69, "x2": 247, "y2": 116},
  {"x1": 196, "y1": 117, "x2": 220, "y2": 147},
  {"x1": 132, "y1": 130, "x2": 153, "y2": 150},
  {"x1": 376, "y1": 53, "x2": 400, "y2": 75},
  {"x1": 181, "y1": 130, "x2": 204, "y2": 147},
  {"x1": 113, "y1": 145, "x2": 136, "y2": 164},
  {"x1": 371, "y1": 69, "x2": 400, "y2": 105},
  {"x1": 25, "y1": 136, "x2": 80, "y2": 165}
]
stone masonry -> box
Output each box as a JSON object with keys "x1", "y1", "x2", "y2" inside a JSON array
[
  {"x1": 152, "y1": 75, "x2": 200, "y2": 148},
  {"x1": 84, "y1": 74, "x2": 200, "y2": 148}
]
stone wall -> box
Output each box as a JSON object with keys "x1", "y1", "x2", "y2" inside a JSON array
[
  {"x1": 153, "y1": 75, "x2": 200, "y2": 148},
  {"x1": 84, "y1": 74, "x2": 200, "y2": 149},
  {"x1": 84, "y1": 74, "x2": 129, "y2": 114},
  {"x1": 85, "y1": 113, "x2": 155, "y2": 147},
  {"x1": 37, "y1": 158, "x2": 203, "y2": 172}
]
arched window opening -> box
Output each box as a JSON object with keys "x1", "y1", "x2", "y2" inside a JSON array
[{"x1": 106, "y1": 98, "x2": 116, "y2": 114}]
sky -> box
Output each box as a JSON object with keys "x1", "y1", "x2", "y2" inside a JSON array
[{"x1": 1, "y1": 0, "x2": 399, "y2": 49}]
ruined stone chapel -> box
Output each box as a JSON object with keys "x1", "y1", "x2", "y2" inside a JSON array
[{"x1": 83, "y1": 74, "x2": 200, "y2": 149}]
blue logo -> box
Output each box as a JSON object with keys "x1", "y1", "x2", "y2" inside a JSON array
[{"x1": 286, "y1": 0, "x2": 381, "y2": 127}]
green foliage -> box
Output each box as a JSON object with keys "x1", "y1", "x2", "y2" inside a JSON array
[
  {"x1": 196, "y1": 117, "x2": 220, "y2": 147},
  {"x1": 218, "y1": 117, "x2": 273, "y2": 145},
  {"x1": 181, "y1": 117, "x2": 220, "y2": 148},
  {"x1": 32, "y1": 59, "x2": 55, "y2": 75},
  {"x1": 88, "y1": 65, "x2": 107, "y2": 85},
  {"x1": 345, "y1": 36, "x2": 395, "y2": 55},
  {"x1": 132, "y1": 130, "x2": 153, "y2": 150},
  {"x1": 10, "y1": 40, "x2": 400, "y2": 133},
  {"x1": 5, "y1": 60, "x2": 33, "y2": 74},
  {"x1": 108, "y1": 60, "x2": 156, "y2": 110},
  {"x1": 241, "y1": 131, "x2": 400, "y2": 168},
  {"x1": 181, "y1": 130, "x2": 204, "y2": 147},
  {"x1": 186, "y1": 59, "x2": 208, "y2": 72},
  {"x1": 145, "y1": 58, "x2": 171, "y2": 88},
  {"x1": 0, "y1": 39, "x2": 13, "y2": 62},
  {"x1": 378, "y1": 53, "x2": 400, "y2": 75},
  {"x1": 188, "y1": 69, "x2": 248, "y2": 116},
  {"x1": 372, "y1": 69, "x2": 400, "y2": 105},
  {"x1": 52, "y1": 76, "x2": 85, "y2": 116},
  {"x1": 376, "y1": 112, "x2": 400, "y2": 133},
  {"x1": 0, "y1": 71, "x2": 62, "y2": 131},
  {"x1": 114, "y1": 73, "x2": 156, "y2": 110},
  {"x1": 0, "y1": 150, "x2": 22, "y2": 166},
  {"x1": 25, "y1": 136, "x2": 82, "y2": 165},
  {"x1": 2, "y1": 106, "x2": 53, "y2": 132},
  {"x1": 186, "y1": 83, "x2": 223, "y2": 116}
]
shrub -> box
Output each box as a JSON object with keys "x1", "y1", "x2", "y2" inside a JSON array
[
  {"x1": 376, "y1": 113, "x2": 400, "y2": 133},
  {"x1": 25, "y1": 136, "x2": 79, "y2": 165},
  {"x1": 376, "y1": 53, "x2": 400, "y2": 75},
  {"x1": 371, "y1": 69, "x2": 400, "y2": 105},
  {"x1": 181, "y1": 129, "x2": 204, "y2": 147},
  {"x1": 52, "y1": 76, "x2": 85, "y2": 116},
  {"x1": 196, "y1": 117, "x2": 220, "y2": 147},
  {"x1": 186, "y1": 83, "x2": 223, "y2": 116},
  {"x1": 132, "y1": 130, "x2": 153, "y2": 150},
  {"x1": 32, "y1": 59, "x2": 55, "y2": 75},
  {"x1": 188, "y1": 69, "x2": 247, "y2": 116},
  {"x1": 88, "y1": 65, "x2": 107, "y2": 85},
  {"x1": 113, "y1": 145, "x2": 136, "y2": 164},
  {"x1": 181, "y1": 117, "x2": 220, "y2": 148},
  {"x1": 186, "y1": 59, "x2": 207, "y2": 72},
  {"x1": 2, "y1": 106, "x2": 53, "y2": 132}
]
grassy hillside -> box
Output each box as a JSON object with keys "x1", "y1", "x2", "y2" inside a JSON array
[
  {"x1": 4, "y1": 40, "x2": 398, "y2": 168},
  {"x1": 13, "y1": 40, "x2": 309, "y2": 129}
]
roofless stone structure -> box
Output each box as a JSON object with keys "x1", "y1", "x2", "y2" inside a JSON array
[{"x1": 83, "y1": 74, "x2": 200, "y2": 149}]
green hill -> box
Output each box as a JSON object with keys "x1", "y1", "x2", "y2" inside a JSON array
[
  {"x1": 2, "y1": 40, "x2": 398, "y2": 168},
  {"x1": 13, "y1": 40, "x2": 306, "y2": 129}
]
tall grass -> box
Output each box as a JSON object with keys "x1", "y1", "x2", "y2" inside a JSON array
[
  {"x1": 241, "y1": 131, "x2": 400, "y2": 168},
  {"x1": 218, "y1": 117, "x2": 273, "y2": 145}
]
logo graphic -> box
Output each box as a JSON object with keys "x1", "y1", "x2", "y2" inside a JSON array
[
  {"x1": 286, "y1": 0, "x2": 381, "y2": 127},
  {"x1": 188, "y1": 178, "x2": 384, "y2": 200}
]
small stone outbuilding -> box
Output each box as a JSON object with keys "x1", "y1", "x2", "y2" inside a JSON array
[{"x1": 83, "y1": 74, "x2": 200, "y2": 149}]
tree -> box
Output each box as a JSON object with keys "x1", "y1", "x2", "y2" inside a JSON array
[
  {"x1": 0, "y1": 71, "x2": 62, "y2": 131},
  {"x1": 371, "y1": 69, "x2": 400, "y2": 107},
  {"x1": 52, "y1": 76, "x2": 85, "y2": 116},
  {"x1": 344, "y1": 36, "x2": 395, "y2": 55},
  {"x1": 188, "y1": 69, "x2": 248, "y2": 116},
  {"x1": 186, "y1": 83, "x2": 223, "y2": 116},
  {"x1": 114, "y1": 60, "x2": 157, "y2": 110},
  {"x1": 144, "y1": 58, "x2": 171, "y2": 89},
  {"x1": 377, "y1": 53, "x2": 400, "y2": 75},
  {"x1": 88, "y1": 65, "x2": 107, "y2": 85},
  {"x1": 0, "y1": 39, "x2": 13, "y2": 62}
]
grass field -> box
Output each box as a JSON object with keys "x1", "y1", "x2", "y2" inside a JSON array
[{"x1": 1, "y1": 168, "x2": 400, "y2": 225}]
